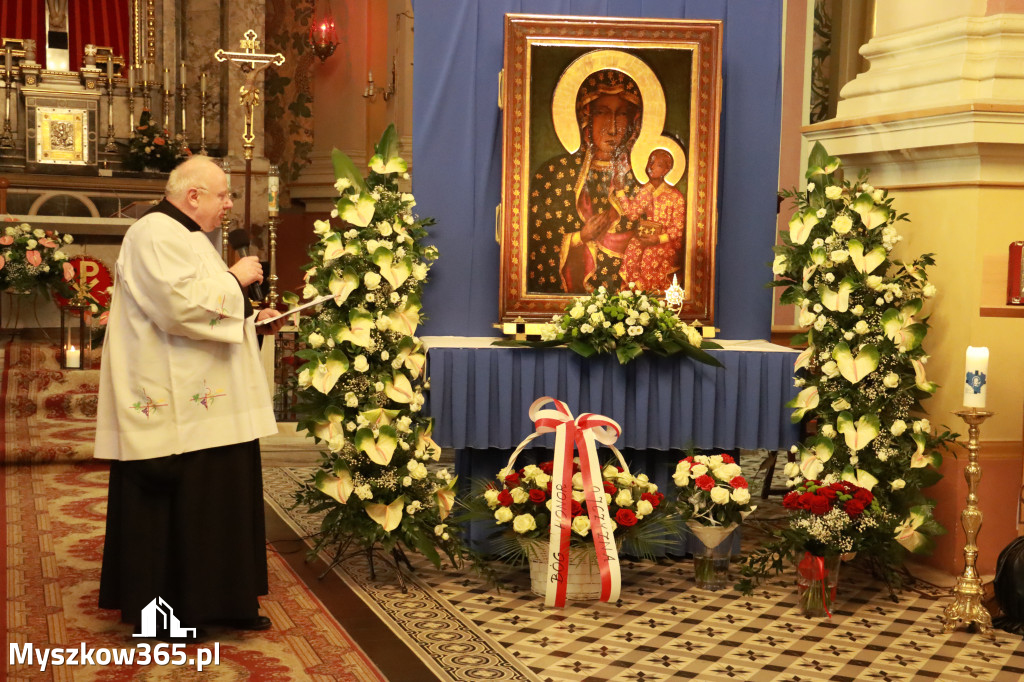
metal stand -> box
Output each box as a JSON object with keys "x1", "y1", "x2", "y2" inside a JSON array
[
  {"x1": 316, "y1": 537, "x2": 414, "y2": 593},
  {"x1": 942, "y1": 408, "x2": 996, "y2": 639}
]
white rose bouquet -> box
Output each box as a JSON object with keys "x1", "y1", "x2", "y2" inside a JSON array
[
  {"x1": 672, "y1": 453, "x2": 756, "y2": 528},
  {"x1": 496, "y1": 283, "x2": 722, "y2": 366}
]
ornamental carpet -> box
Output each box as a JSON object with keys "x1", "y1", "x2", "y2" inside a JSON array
[
  {"x1": 1, "y1": 340, "x2": 99, "y2": 463},
  {"x1": 3, "y1": 461, "x2": 386, "y2": 681},
  {"x1": 264, "y1": 464, "x2": 1024, "y2": 682}
]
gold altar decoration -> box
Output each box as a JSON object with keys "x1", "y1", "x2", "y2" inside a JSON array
[{"x1": 942, "y1": 408, "x2": 996, "y2": 639}]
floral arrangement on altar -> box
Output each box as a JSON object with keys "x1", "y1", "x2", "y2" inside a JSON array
[
  {"x1": 468, "y1": 458, "x2": 674, "y2": 561},
  {"x1": 673, "y1": 453, "x2": 756, "y2": 528},
  {"x1": 123, "y1": 109, "x2": 190, "y2": 172},
  {"x1": 498, "y1": 283, "x2": 722, "y2": 366},
  {"x1": 291, "y1": 126, "x2": 468, "y2": 571},
  {"x1": 739, "y1": 142, "x2": 956, "y2": 594},
  {"x1": 0, "y1": 222, "x2": 74, "y2": 295}
]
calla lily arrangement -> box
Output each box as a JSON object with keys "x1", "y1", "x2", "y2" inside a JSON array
[
  {"x1": 739, "y1": 142, "x2": 956, "y2": 594},
  {"x1": 292, "y1": 125, "x2": 465, "y2": 571}
]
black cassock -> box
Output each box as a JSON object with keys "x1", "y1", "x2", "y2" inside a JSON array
[{"x1": 99, "y1": 440, "x2": 267, "y2": 626}]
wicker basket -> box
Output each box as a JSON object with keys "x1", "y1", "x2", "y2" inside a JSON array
[{"x1": 523, "y1": 541, "x2": 603, "y2": 601}]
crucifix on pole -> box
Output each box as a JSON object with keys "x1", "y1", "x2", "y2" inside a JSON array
[{"x1": 214, "y1": 29, "x2": 284, "y2": 233}]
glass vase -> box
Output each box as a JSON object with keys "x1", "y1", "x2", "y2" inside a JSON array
[
  {"x1": 686, "y1": 522, "x2": 737, "y2": 591},
  {"x1": 796, "y1": 552, "x2": 842, "y2": 617}
]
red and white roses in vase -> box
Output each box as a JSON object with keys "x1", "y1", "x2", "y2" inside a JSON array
[{"x1": 673, "y1": 453, "x2": 756, "y2": 590}]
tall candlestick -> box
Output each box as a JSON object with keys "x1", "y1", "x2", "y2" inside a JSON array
[
  {"x1": 200, "y1": 72, "x2": 206, "y2": 95},
  {"x1": 180, "y1": 62, "x2": 186, "y2": 87},
  {"x1": 963, "y1": 346, "x2": 989, "y2": 408},
  {"x1": 128, "y1": 64, "x2": 134, "y2": 89}
]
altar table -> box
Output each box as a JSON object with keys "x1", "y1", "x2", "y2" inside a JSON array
[{"x1": 422, "y1": 338, "x2": 800, "y2": 554}]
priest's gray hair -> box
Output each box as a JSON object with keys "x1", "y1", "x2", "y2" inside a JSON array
[{"x1": 165, "y1": 156, "x2": 222, "y2": 199}]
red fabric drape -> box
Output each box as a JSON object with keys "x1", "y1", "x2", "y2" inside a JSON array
[
  {"x1": 0, "y1": 1, "x2": 46, "y2": 66},
  {"x1": 68, "y1": 0, "x2": 130, "y2": 74}
]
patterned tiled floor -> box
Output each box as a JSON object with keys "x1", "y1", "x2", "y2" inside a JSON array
[{"x1": 264, "y1": 464, "x2": 1024, "y2": 682}]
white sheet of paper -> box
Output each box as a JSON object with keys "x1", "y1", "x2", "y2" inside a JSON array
[{"x1": 255, "y1": 294, "x2": 333, "y2": 325}]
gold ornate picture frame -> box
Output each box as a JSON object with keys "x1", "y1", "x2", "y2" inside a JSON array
[
  {"x1": 24, "y1": 93, "x2": 99, "y2": 175},
  {"x1": 498, "y1": 14, "x2": 722, "y2": 325}
]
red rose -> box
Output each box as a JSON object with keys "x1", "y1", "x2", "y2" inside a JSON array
[
  {"x1": 798, "y1": 492, "x2": 815, "y2": 510},
  {"x1": 571, "y1": 500, "x2": 583, "y2": 516},
  {"x1": 504, "y1": 472, "x2": 521, "y2": 488},
  {"x1": 604, "y1": 481, "x2": 617, "y2": 495},
  {"x1": 783, "y1": 492, "x2": 801, "y2": 509},
  {"x1": 695, "y1": 474, "x2": 715, "y2": 491},
  {"x1": 546, "y1": 482, "x2": 552, "y2": 495},
  {"x1": 528, "y1": 489, "x2": 546, "y2": 504},
  {"x1": 497, "y1": 489, "x2": 513, "y2": 507},
  {"x1": 641, "y1": 492, "x2": 660, "y2": 508},
  {"x1": 808, "y1": 495, "x2": 831, "y2": 515},
  {"x1": 854, "y1": 489, "x2": 874, "y2": 505},
  {"x1": 817, "y1": 487, "x2": 837, "y2": 501},
  {"x1": 845, "y1": 499, "x2": 867, "y2": 517},
  {"x1": 572, "y1": 461, "x2": 581, "y2": 474},
  {"x1": 729, "y1": 476, "x2": 748, "y2": 489},
  {"x1": 654, "y1": 492, "x2": 665, "y2": 506},
  {"x1": 539, "y1": 461, "x2": 554, "y2": 475},
  {"x1": 615, "y1": 509, "x2": 638, "y2": 527},
  {"x1": 720, "y1": 454, "x2": 735, "y2": 464}
]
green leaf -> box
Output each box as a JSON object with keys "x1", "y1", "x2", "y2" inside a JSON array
[
  {"x1": 330, "y1": 147, "x2": 368, "y2": 193},
  {"x1": 568, "y1": 340, "x2": 597, "y2": 357},
  {"x1": 615, "y1": 343, "x2": 643, "y2": 364}
]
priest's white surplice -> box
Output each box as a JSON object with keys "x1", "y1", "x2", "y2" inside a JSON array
[{"x1": 94, "y1": 210, "x2": 278, "y2": 461}]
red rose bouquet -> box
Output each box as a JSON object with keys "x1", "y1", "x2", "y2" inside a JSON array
[
  {"x1": 471, "y1": 458, "x2": 675, "y2": 561},
  {"x1": 783, "y1": 479, "x2": 897, "y2": 616}
]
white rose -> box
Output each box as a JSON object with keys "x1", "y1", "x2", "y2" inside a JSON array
[
  {"x1": 33, "y1": 228, "x2": 45, "y2": 238},
  {"x1": 510, "y1": 487, "x2": 529, "y2": 504},
  {"x1": 923, "y1": 283, "x2": 937, "y2": 298},
  {"x1": 891, "y1": 419, "x2": 907, "y2": 436},
  {"x1": 732, "y1": 488, "x2": 751, "y2": 505},
  {"x1": 772, "y1": 254, "x2": 788, "y2": 275},
  {"x1": 494, "y1": 507, "x2": 513, "y2": 524},
  {"x1": 570, "y1": 305, "x2": 585, "y2": 319},
  {"x1": 572, "y1": 490, "x2": 586, "y2": 503},
  {"x1": 783, "y1": 461, "x2": 801, "y2": 478},
  {"x1": 534, "y1": 473, "x2": 551, "y2": 488},
  {"x1": 883, "y1": 372, "x2": 900, "y2": 388},
  {"x1": 820, "y1": 424, "x2": 837, "y2": 438},
  {"x1": 825, "y1": 185, "x2": 843, "y2": 200},
  {"x1": 816, "y1": 208, "x2": 827, "y2": 218},
  {"x1": 854, "y1": 320, "x2": 869, "y2": 335},
  {"x1": 851, "y1": 305, "x2": 864, "y2": 316},
  {"x1": 364, "y1": 272, "x2": 381, "y2": 290},
  {"x1": 615, "y1": 489, "x2": 634, "y2": 508},
  {"x1": 806, "y1": 182, "x2": 816, "y2": 192},
  {"x1": 303, "y1": 284, "x2": 319, "y2": 299},
  {"x1": 412, "y1": 263, "x2": 428, "y2": 281},
  {"x1": 831, "y1": 215, "x2": 853, "y2": 234},
  {"x1": 831, "y1": 398, "x2": 850, "y2": 411},
  {"x1": 636, "y1": 500, "x2": 654, "y2": 517},
  {"x1": 914, "y1": 419, "x2": 931, "y2": 434},
  {"x1": 831, "y1": 249, "x2": 849, "y2": 263},
  {"x1": 307, "y1": 332, "x2": 325, "y2": 348},
  {"x1": 709, "y1": 486, "x2": 730, "y2": 505},
  {"x1": 344, "y1": 392, "x2": 359, "y2": 407},
  {"x1": 571, "y1": 472, "x2": 584, "y2": 489},
  {"x1": 821, "y1": 360, "x2": 839, "y2": 378},
  {"x1": 26, "y1": 239, "x2": 37, "y2": 249},
  {"x1": 408, "y1": 460, "x2": 428, "y2": 479},
  {"x1": 297, "y1": 368, "x2": 312, "y2": 387},
  {"x1": 890, "y1": 478, "x2": 907, "y2": 491},
  {"x1": 313, "y1": 219, "x2": 331, "y2": 235},
  {"x1": 353, "y1": 355, "x2": 369, "y2": 372},
  {"x1": 512, "y1": 513, "x2": 537, "y2": 534},
  {"x1": 865, "y1": 275, "x2": 883, "y2": 290},
  {"x1": 354, "y1": 484, "x2": 373, "y2": 500},
  {"x1": 484, "y1": 489, "x2": 500, "y2": 507},
  {"x1": 571, "y1": 515, "x2": 591, "y2": 536}
]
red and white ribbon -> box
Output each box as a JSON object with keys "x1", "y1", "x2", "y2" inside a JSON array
[{"x1": 503, "y1": 397, "x2": 627, "y2": 607}]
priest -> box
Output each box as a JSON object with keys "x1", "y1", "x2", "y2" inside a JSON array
[{"x1": 95, "y1": 155, "x2": 286, "y2": 637}]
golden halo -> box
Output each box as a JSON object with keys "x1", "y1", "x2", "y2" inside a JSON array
[{"x1": 551, "y1": 49, "x2": 684, "y2": 186}]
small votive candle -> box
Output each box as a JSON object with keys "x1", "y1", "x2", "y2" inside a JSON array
[
  {"x1": 963, "y1": 346, "x2": 989, "y2": 408},
  {"x1": 65, "y1": 345, "x2": 81, "y2": 369}
]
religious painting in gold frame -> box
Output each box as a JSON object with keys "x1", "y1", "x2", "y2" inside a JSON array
[
  {"x1": 35, "y1": 107, "x2": 89, "y2": 165},
  {"x1": 498, "y1": 14, "x2": 722, "y2": 325}
]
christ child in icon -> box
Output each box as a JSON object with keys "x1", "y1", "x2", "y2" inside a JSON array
[{"x1": 614, "y1": 147, "x2": 687, "y2": 292}]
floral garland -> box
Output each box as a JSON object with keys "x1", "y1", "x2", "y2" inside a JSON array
[
  {"x1": 498, "y1": 284, "x2": 722, "y2": 367},
  {"x1": 0, "y1": 222, "x2": 74, "y2": 295},
  {"x1": 291, "y1": 125, "x2": 466, "y2": 570},
  {"x1": 739, "y1": 142, "x2": 955, "y2": 593},
  {"x1": 123, "y1": 109, "x2": 190, "y2": 173}
]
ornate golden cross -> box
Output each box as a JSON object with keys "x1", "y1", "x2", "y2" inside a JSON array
[{"x1": 214, "y1": 29, "x2": 284, "y2": 234}]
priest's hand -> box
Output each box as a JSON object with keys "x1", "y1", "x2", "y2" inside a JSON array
[
  {"x1": 255, "y1": 308, "x2": 288, "y2": 334},
  {"x1": 229, "y1": 255, "x2": 264, "y2": 287}
]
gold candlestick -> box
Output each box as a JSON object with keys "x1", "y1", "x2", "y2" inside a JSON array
[
  {"x1": 104, "y1": 75, "x2": 117, "y2": 152},
  {"x1": 162, "y1": 86, "x2": 173, "y2": 132},
  {"x1": 942, "y1": 407, "x2": 996, "y2": 639},
  {"x1": 177, "y1": 83, "x2": 188, "y2": 147},
  {"x1": 198, "y1": 86, "x2": 208, "y2": 154}
]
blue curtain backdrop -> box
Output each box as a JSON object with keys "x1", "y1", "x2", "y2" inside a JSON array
[{"x1": 411, "y1": 1, "x2": 782, "y2": 340}]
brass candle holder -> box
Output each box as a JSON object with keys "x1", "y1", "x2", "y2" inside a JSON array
[
  {"x1": 941, "y1": 407, "x2": 996, "y2": 639},
  {"x1": 177, "y1": 83, "x2": 189, "y2": 147},
  {"x1": 162, "y1": 85, "x2": 173, "y2": 131},
  {"x1": 104, "y1": 75, "x2": 117, "y2": 152},
  {"x1": 198, "y1": 86, "x2": 208, "y2": 154}
]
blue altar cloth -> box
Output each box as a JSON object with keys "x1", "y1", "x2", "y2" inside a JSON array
[
  {"x1": 423, "y1": 339, "x2": 800, "y2": 555},
  {"x1": 424, "y1": 338, "x2": 800, "y2": 452}
]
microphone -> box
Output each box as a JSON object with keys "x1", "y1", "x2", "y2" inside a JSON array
[{"x1": 227, "y1": 229, "x2": 265, "y2": 301}]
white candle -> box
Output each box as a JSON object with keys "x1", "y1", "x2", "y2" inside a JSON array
[
  {"x1": 163, "y1": 67, "x2": 170, "y2": 92},
  {"x1": 106, "y1": 57, "x2": 113, "y2": 81},
  {"x1": 963, "y1": 346, "x2": 989, "y2": 408},
  {"x1": 268, "y1": 174, "x2": 280, "y2": 216},
  {"x1": 180, "y1": 62, "x2": 186, "y2": 87},
  {"x1": 66, "y1": 345, "x2": 81, "y2": 369},
  {"x1": 200, "y1": 72, "x2": 206, "y2": 95},
  {"x1": 128, "y1": 64, "x2": 134, "y2": 89}
]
